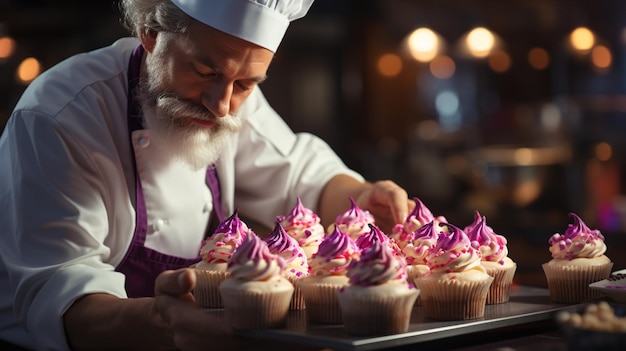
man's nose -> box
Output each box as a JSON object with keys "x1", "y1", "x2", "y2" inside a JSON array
[{"x1": 201, "y1": 83, "x2": 231, "y2": 118}]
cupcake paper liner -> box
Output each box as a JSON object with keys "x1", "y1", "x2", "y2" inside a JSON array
[
  {"x1": 193, "y1": 270, "x2": 229, "y2": 308},
  {"x1": 286, "y1": 276, "x2": 306, "y2": 310},
  {"x1": 542, "y1": 261, "x2": 614, "y2": 303},
  {"x1": 298, "y1": 281, "x2": 346, "y2": 324},
  {"x1": 337, "y1": 288, "x2": 419, "y2": 335},
  {"x1": 220, "y1": 283, "x2": 294, "y2": 330},
  {"x1": 484, "y1": 264, "x2": 517, "y2": 304},
  {"x1": 415, "y1": 275, "x2": 493, "y2": 320},
  {"x1": 407, "y1": 265, "x2": 429, "y2": 306}
]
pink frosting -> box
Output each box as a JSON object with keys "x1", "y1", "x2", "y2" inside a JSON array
[
  {"x1": 330, "y1": 197, "x2": 375, "y2": 240},
  {"x1": 355, "y1": 224, "x2": 403, "y2": 257},
  {"x1": 277, "y1": 197, "x2": 325, "y2": 247},
  {"x1": 390, "y1": 197, "x2": 446, "y2": 248},
  {"x1": 227, "y1": 231, "x2": 286, "y2": 281},
  {"x1": 198, "y1": 209, "x2": 250, "y2": 264},
  {"x1": 548, "y1": 213, "x2": 607, "y2": 260},
  {"x1": 464, "y1": 210, "x2": 509, "y2": 265},
  {"x1": 425, "y1": 223, "x2": 483, "y2": 274},
  {"x1": 309, "y1": 226, "x2": 360, "y2": 276},
  {"x1": 355, "y1": 223, "x2": 388, "y2": 250},
  {"x1": 334, "y1": 197, "x2": 375, "y2": 225},
  {"x1": 263, "y1": 222, "x2": 309, "y2": 278},
  {"x1": 346, "y1": 234, "x2": 409, "y2": 287},
  {"x1": 402, "y1": 220, "x2": 444, "y2": 265}
]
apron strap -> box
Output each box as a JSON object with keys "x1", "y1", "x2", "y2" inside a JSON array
[
  {"x1": 127, "y1": 45, "x2": 149, "y2": 244},
  {"x1": 206, "y1": 165, "x2": 224, "y2": 223}
]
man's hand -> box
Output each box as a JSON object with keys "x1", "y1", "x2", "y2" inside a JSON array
[
  {"x1": 319, "y1": 175, "x2": 415, "y2": 234},
  {"x1": 354, "y1": 180, "x2": 415, "y2": 233},
  {"x1": 154, "y1": 268, "x2": 245, "y2": 351}
]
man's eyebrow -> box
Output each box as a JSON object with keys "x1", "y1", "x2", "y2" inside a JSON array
[
  {"x1": 194, "y1": 55, "x2": 268, "y2": 84},
  {"x1": 250, "y1": 75, "x2": 268, "y2": 84}
]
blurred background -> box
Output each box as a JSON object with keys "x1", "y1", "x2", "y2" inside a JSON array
[{"x1": 2, "y1": 0, "x2": 626, "y2": 285}]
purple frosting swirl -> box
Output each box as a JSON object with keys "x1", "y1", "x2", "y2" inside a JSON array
[
  {"x1": 227, "y1": 231, "x2": 287, "y2": 280},
  {"x1": 213, "y1": 208, "x2": 249, "y2": 243},
  {"x1": 464, "y1": 210, "x2": 508, "y2": 264},
  {"x1": 315, "y1": 226, "x2": 359, "y2": 260},
  {"x1": 551, "y1": 213, "x2": 605, "y2": 243},
  {"x1": 276, "y1": 196, "x2": 319, "y2": 224},
  {"x1": 264, "y1": 222, "x2": 299, "y2": 252},
  {"x1": 414, "y1": 220, "x2": 443, "y2": 241},
  {"x1": 334, "y1": 197, "x2": 374, "y2": 225},
  {"x1": 346, "y1": 236, "x2": 408, "y2": 286},
  {"x1": 406, "y1": 197, "x2": 435, "y2": 224},
  {"x1": 548, "y1": 213, "x2": 607, "y2": 260},
  {"x1": 263, "y1": 222, "x2": 308, "y2": 277},
  {"x1": 355, "y1": 223, "x2": 389, "y2": 251},
  {"x1": 433, "y1": 223, "x2": 467, "y2": 252}
]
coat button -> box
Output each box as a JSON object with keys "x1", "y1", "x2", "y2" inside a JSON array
[
  {"x1": 137, "y1": 136, "x2": 150, "y2": 148},
  {"x1": 152, "y1": 218, "x2": 165, "y2": 232}
]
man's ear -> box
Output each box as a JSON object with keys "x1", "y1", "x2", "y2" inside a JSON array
[{"x1": 139, "y1": 28, "x2": 157, "y2": 53}]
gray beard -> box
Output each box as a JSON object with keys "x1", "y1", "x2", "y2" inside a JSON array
[{"x1": 137, "y1": 75, "x2": 241, "y2": 171}]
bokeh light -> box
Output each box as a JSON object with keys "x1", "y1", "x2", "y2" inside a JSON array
[
  {"x1": 488, "y1": 49, "x2": 512, "y2": 73},
  {"x1": 528, "y1": 47, "x2": 550, "y2": 70},
  {"x1": 0, "y1": 36, "x2": 16, "y2": 59},
  {"x1": 16, "y1": 57, "x2": 42, "y2": 84},
  {"x1": 466, "y1": 27, "x2": 495, "y2": 58},
  {"x1": 570, "y1": 26, "x2": 595, "y2": 52},
  {"x1": 591, "y1": 45, "x2": 612, "y2": 69},
  {"x1": 406, "y1": 27, "x2": 441, "y2": 62},
  {"x1": 429, "y1": 55, "x2": 455, "y2": 79},
  {"x1": 595, "y1": 142, "x2": 612, "y2": 161},
  {"x1": 377, "y1": 53, "x2": 403, "y2": 77}
]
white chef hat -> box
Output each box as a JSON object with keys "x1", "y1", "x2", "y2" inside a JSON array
[{"x1": 170, "y1": 0, "x2": 315, "y2": 52}]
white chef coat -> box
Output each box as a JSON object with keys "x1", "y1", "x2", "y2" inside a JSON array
[{"x1": 0, "y1": 37, "x2": 363, "y2": 350}]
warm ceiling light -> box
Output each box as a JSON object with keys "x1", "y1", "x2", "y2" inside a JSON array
[
  {"x1": 570, "y1": 27, "x2": 595, "y2": 52},
  {"x1": 406, "y1": 27, "x2": 441, "y2": 62},
  {"x1": 466, "y1": 27, "x2": 495, "y2": 58}
]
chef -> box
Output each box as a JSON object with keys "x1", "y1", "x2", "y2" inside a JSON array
[{"x1": 0, "y1": 0, "x2": 414, "y2": 350}]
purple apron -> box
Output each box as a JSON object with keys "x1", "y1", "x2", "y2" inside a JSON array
[{"x1": 115, "y1": 45, "x2": 225, "y2": 297}]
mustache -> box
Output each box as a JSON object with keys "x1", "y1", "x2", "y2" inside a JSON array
[{"x1": 156, "y1": 93, "x2": 217, "y2": 123}]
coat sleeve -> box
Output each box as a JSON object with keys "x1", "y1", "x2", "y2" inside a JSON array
[{"x1": 0, "y1": 108, "x2": 130, "y2": 350}]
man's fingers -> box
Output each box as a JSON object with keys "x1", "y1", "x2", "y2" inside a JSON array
[
  {"x1": 155, "y1": 268, "x2": 196, "y2": 297},
  {"x1": 363, "y1": 180, "x2": 411, "y2": 225}
]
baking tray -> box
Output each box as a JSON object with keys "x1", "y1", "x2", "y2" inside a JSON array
[{"x1": 220, "y1": 285, "x2": 583, "y2": 351}]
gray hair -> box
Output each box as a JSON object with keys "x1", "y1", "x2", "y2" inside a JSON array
[{"x1": 119, "y1": 0, "x2": 194, "y2": 36}]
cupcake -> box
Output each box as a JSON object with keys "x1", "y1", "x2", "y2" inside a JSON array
[
  {"x1": 220, "y1": 232, "x2": 294, "y2": 330},
  {"x1": 192, "y1": 209, "x2": 251, "y2": 308},
  {"x1": 464, "y1": 211, "x2": 517, "y2": 304},
  {"x1": 542, "y1": 213, "x2": 613, "y2": 303},
  {"x1": 401, "y1": 221, "x2": 447, "y2": 304},
  {"x1": 297, "y1": 226, "x2": 359, "y2": 324},
  {"x1": 416, "y1": 223, "x2": 493, "y2": 320},
  {"x1": 277, "y1": 197, "x2": 326, "y2": 260},
  {"x1": 390, "y1": 197, "x2": 446, "y2": 250},
  {"x1": 263, "y1": 222, "x2": 309, "y2": 310},
  {"x1": 355, "y1": 223, "x2": 393, "y2": 251},
  {"x1": 337, "y1": 225, "x2": 419, "y2": 335},
  {"x1": 326, "y1": 197, "x2": 375, "y2": 241}
]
